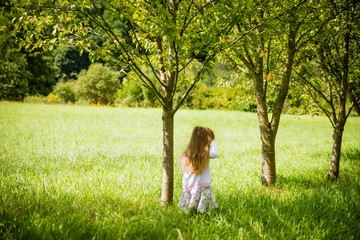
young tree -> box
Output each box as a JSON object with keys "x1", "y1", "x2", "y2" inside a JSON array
[
  {"x1": 294, "y1": 0, "x2": 360, "y2": 180},
  {"x1": 223, "y1": 0, "x2": 327, "y2": 185},
  {"x1": 8, "y1": 0, "x2": 233, "y2": 205}
]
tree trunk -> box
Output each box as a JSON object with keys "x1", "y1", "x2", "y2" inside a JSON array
[
  {"x1": 327, "y1": 15, "x2": 350, "y2": 180},
  {"x1": 160, "y1": 107, "x2": 174, "y2": 206},
  {"x1": 327, "y1": 126, "x2": 344, "y2": 180},
  {"x1": 261, "y1": 128, "x2": 276, "y2": 185},
  {"x1": 257, "y1": 26, "x2": 296, "y2": 186},
  {"x1": 253, "y1": 72, "x2": 277, "y2": 185}
]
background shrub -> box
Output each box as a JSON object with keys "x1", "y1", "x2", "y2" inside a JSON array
[
  {"x1": 23, "y1": 95, "x2": 46, "y2": 104},
  {"x1": 53, "y1": 80, "x2": 77, "y2": 103},
  {"x1": 116, "y1": 78, "x2": 144, "y2": 107},
  {"x1": 116, "y1": 66, "x2": 160, "y2": 108},
  {"x1": 77, "y1": 63, "x2": 120, "y2": 105}
]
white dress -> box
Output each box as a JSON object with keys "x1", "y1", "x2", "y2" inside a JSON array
[{"x1": 178, "y1": 140, "x2": 219, "y2": 213}]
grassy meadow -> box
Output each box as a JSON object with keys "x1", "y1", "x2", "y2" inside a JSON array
[{"x1": 0, "y1": 102, "x2": 359, "y2": 239}]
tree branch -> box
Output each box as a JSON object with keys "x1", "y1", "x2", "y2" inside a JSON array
[
  {"x1": 293, "y1": 68, "x2": 332, "y2": 105},
  {"x1": 345, "y1": 102, "x2": 355, "y2": 121},
  {"x1": 225, "y1": 53, "x2": 250, "y2": 76},
  {"x1": 180, "y1": 0, "x2": 219, "y2": 37},
  {"x1": 87, "y1": 0, "x2": 165, "y2": 104},
  {"x1": 179, "y1": 0, "x2": 194, "y2": 37},
  {"x1": 306, "y1": 85, "x2": 335, "y2": 128},
  {"x1": 127, "y1": 20, "x2": 165, "y2": 88},
  {"x1": 173, "y1": 55, "x2": 213, "y2": 114}
]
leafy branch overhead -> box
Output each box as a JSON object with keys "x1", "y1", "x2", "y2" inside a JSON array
[{"x1": 10, "y1": 0, "x2": 235, "y2": 111}]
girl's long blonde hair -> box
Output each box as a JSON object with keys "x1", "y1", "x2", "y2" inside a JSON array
[{"x1": 181, "y1": 126, "x2": 214, "y2": 174}]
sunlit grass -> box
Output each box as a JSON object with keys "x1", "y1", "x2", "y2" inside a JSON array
[{"x1": 1, "y1": 102, "x2": 359, "y2": 239}]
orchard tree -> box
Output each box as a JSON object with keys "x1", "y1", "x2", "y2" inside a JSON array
[
  {"x1": 294, "y1": 0, "x2": 360, "y2": 180},
  {"x1": 8, "y1": 0, "x2": 239, "y2": 205},
  {"x1": 223, "y1": 0, "x2": 328, "y2": 185}
]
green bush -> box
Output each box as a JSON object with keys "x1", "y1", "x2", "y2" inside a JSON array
[
  {"x1": 116, "y1": 78, "x2": 144, "y2": 106},
  {"x1": 116, "y1": 76, "x2": 160, "y2": 108},
  {"x1": 0, "y1": 48, "x2": 30, "y2": 100},
  {"x1": 181, "y1": 82, "x2": 257, "y2": 111},
  {"x1": 53, "y1": 80, "x2": 77, "y2": 103},
  {"x1": 23, "y1": 95, "x2": 46, "y2": 104},
  {"x1": 77, "y1": 63, "x2": 120, "y2": 105}
]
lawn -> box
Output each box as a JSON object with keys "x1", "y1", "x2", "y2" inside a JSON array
[{"x1": 0, "y1": 102, "x2": 359, "y2": 239}]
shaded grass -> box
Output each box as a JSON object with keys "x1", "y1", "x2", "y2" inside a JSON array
[{"x1": 0, "y1": 102, "x2": 359, "y2": 239}]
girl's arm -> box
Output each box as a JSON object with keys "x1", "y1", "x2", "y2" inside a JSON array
[{"x1": 209, "y1": 140, "x2": 219, "y2": 158}]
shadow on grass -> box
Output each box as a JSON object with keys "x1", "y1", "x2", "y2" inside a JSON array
[
  {"x1": 181, "y1": 166, "x2": 360, "y2": 239},
  {"x1": 210, "y1": 177, "x2": 360, "y2": 239},
  {"x1": 2, "y1": 178, "x2": 360, "y2": 240},
  {"x1": 0, "y1": 191, "x2": 147, "y2": 240},
  {"x1": 305, "y1": 147, "x2": 360, "y2": 164},
  {"x1": 276, "y1": 174, "x2": 328, "y2": 189}
]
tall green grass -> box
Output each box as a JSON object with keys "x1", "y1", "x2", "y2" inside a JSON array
[{"x1": 1, "y1": 102, "x2": 359, "y2": 239}]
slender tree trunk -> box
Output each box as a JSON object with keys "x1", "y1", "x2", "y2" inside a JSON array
[
  {"x1": 161, "y1": 106, "x2": 174, "y2": 206},
  {"x1": 257, "y1": 26, "x2": 296, "y2": 186},
  {"x1": 328, "y1": 125, "x2": 344, "y2": 180},
  {"x1": 156, "y1": 31, "x2": 176, "y2": 205},
  {"x1": 253, "y1": 72, "x2": 277, "y2": 185},
  {"x1": 326, "y1": 90, "x2": 347, "y2": 180},
  {"x1": 327, "y1": 14, "x2": 350, "y2": 180},
  {"x1": 261, "y1": 128, "x2": 276, "y2": 185}
]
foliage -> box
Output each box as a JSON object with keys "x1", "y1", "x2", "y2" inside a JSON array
[
  {"x1": 294, "y1": 0, "x2": 360, "y2": 121},
  {"x1": 181, "y1": 82, "x2": 255, "y2": 111},
  {"x1": 77, "y1": 63, "x2": 120, "y2": 105},
  {"x1": 9, "y1": 0, "x2": 228, "y2": 106},
  {"x1": 26, "y1": 51, "x2": 56, "y2": 96},
  {"x1": 52, "y1": 79, "x2": 77, "y2": 103},
  {"x1": 116, "y1": 64, "x2": 158, "y2": 107},
  {"x1": 116, "y1": 78, "x2": 145, "y2": 107},
  {"x1": 117, "y1": 60, "x2": 321, "y2": 113},
  {"x1": 0, "y1": 10, "x2": 30, "y2": 100},
  {"x1": 0, "y1": 9, "x2": 55, "y2": 99},
  {"x1": 1, "y1": 103, "x2": 359, "y2": 239},
  {"x1": 53, "y1": 45, "x2": 91, "y2": 82},
  {"x1": 23, "y1": 94, "x2": 46, "y2": 104}
]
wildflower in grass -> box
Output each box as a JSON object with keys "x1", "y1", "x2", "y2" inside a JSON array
[{"x1": 178, "y1": 126, "x2": 219, "y2": 213}]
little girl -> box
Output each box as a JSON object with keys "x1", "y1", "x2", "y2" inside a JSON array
[{"x1": 178, "y1": 126, "x2": 219, "y2": 213}]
